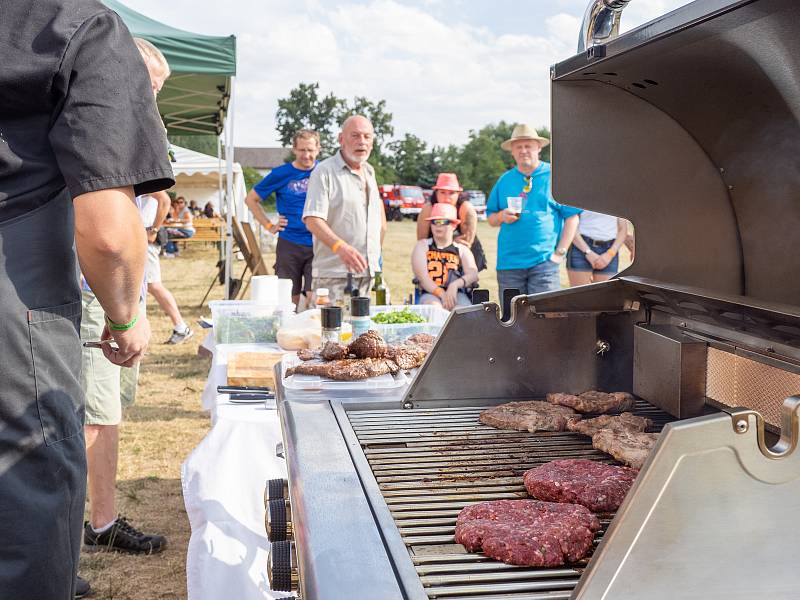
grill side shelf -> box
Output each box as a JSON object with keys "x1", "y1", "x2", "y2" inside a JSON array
[{"x1": 346, "y1": 400, "x2": 675, "y2": 599}]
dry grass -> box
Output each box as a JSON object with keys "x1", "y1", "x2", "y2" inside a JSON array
[{"x1": 79, "y1": 220, "x2": 630, "y2": 598}]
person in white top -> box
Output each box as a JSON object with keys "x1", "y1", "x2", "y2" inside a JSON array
[{"x1": 567, "y1": 210, "x2": 628, "y2": 285}]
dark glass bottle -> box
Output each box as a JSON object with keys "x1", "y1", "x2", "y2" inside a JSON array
[{"x1": 372, "y1": 271, "x2": 387, "y2": 306}]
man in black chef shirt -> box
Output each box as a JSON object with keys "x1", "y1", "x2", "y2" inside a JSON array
[{"x1": 0, "y1": 2, "x2": 174, "y2": 598}]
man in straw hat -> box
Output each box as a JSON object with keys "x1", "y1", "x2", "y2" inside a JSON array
[{"x1": 487, "y1": 124, "x2": 581, "y2": 296}]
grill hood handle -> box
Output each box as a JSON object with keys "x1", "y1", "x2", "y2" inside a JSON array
[{"x1": 578, "y1": 0, "x2": 632, "y2": 53}]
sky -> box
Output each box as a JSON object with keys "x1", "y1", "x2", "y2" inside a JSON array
[{"x1": 120, "y1": 0, "x2": 693, "y2": 148}]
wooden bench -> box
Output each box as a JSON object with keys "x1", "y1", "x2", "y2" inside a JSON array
[{"x1": 168, "y1": 217, "x2": 224, "y2": 246}]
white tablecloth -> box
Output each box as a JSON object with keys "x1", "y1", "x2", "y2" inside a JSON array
[{"x1": 182, "y1": 335, "x2": 288, "y2": 600}]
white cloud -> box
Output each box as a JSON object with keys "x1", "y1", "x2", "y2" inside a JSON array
[{"x1": 122, "y1": 0, "x2": 695, "y2": 148}]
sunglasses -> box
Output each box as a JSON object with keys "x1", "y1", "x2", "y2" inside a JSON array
[{"x1": 430, "y1": 219, "x2": 453, "y2": 226}]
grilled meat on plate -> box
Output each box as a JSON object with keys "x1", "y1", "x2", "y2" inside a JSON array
[
  {"x1": 479, "y1": 401, "x2": 579, "y2": 433},
  {"x1": 285, "y1": 358, "x2": 400, "y2": 381},
  {"x1": 320, "y1": 341, "x2": 349, "y2": 361},
  {"x1": 386, "y1": 344, "x2": 427, "y2": 370},
  {"x1": 348, "y1": 330, "x2": 387, "y2": 359},
  {"x1": 547, "y1": 390, "x2": 636, "y2": 413}
]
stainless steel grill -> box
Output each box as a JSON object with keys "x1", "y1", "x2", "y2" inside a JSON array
[{"x1": 347, "y1": 401, "x2": 675, "y2": 599}]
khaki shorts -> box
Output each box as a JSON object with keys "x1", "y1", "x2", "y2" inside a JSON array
[
  {"x1": 80, "y1": 290, "x2": 140, "y2": 426},
  {"x1": 145, "y1": 243, "x2": 161, "y2": 284}
]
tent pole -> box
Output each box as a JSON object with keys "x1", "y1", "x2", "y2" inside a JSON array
[
  {"x1": 224, "y1": 77, "x2": 236, "y2": 300},
  {"x1": 217, "y1": 136, "x2": 224, "y2": 265}
]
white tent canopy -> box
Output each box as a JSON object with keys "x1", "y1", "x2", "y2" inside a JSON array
[{"x1": 170, "y1": 145, "x2": 247, "y2": 219}]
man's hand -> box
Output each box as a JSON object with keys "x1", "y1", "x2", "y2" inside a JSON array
[
  {"x1": 269, "y1": 215, "x2": 288, "y2": 234},
  {"x1": 146, "y1": 228, "x2": 158, "y2": 244},
  {"x1": 442, "y1": 283, "x2": 459, "y2": 310},
  {"x1": 337, "y1": 242, "x2": 368, "y2": 273},
  {"x1": 500, "y1": 208, "x2": 520, "y2": 224},
  {"x1": 549, "y1": 252, "x2": 565, "y2": 264},
  {"x1": 101, "y1": 316, "x2": 151, "y2": 368}
]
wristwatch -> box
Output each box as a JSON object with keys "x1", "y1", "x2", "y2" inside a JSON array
[{"x1": 555, "y1": 247, "x2": 567, "y2": 256}]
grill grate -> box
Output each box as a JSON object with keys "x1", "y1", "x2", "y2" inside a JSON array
[{"x1": 348, "y1": 401, "x2": 675, "y2": 599}]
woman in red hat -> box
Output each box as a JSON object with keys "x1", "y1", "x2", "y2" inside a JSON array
[
  {"x1": 417, "y1": 173, "x2": 487, "y2": 271},
  {"x1": 412, "y1": 203, "x2": 479, "y2": 310}
]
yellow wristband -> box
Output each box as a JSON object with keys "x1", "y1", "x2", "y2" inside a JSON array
[
  {"x1": 606, "y1": 248, "x2": 618, "y2": 258},
  {"x1": 331, "y1": 239, "x2": 344, "y2": 253}
]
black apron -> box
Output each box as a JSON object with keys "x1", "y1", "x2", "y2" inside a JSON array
[{"x1": 0, "y1": 195, "x2": 86, "y2": 599}]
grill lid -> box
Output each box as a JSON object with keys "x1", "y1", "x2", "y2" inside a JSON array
[{"x1": 551, "y1": 0, "x2": 800, "y2": 307}]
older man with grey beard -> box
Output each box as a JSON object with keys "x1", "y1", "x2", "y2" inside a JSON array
[{"x1": 303, "y1": 115, "x2": 387, "y2": 304}]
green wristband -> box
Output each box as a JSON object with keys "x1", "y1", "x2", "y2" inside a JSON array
[{"x1": 105, "y1": 313, "x2": 139, "y2": 332}]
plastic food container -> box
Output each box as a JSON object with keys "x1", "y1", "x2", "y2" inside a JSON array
[
  {"x1": 368, "y1": 305, "x2": 449, "y2": 343},
  {"x1": 209, "y1": 301, "x2": 293, "y2": 344},
  {"x1": 280, "y1": 353, "x2": 409, "y2": 400}
]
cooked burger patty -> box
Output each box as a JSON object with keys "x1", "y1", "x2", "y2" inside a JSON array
[
  {"x1": 479, "y1": 401, "x2": 579, "y2": 433},
  {"x1": 591, "y1": 429, "x2": 659, "y2": 469},
  {"x1": 455, "y1": 499, "x2": 600, "y2": 566},
  {"x1": 348, "y1": 330, "x2": 387, "y2": 359},
  {"x1": 567, "y1": 413, "x2": 652, "y2": 437},
  {"x1": 547, "y1": 390, "x2": 636, "y2": 413},
  {"x1": 523, "y1": 459, "x2": 639, "y2": 512}
]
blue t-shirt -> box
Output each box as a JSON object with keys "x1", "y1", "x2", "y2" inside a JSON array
[
  {"x1": 487, "y1": 162, "x2": 581, "y2": 270},
  {"x1": 254, "y1": 162, "x2": 315, "y2": 247}
]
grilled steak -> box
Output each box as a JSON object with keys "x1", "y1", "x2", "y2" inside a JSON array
[
  {"x1": 386, "y1": 344, "x2": 427, "y2": 369},
  {"x1": 348, "y1": 330, "x2": 387, "y2": 359},
  {"x1": 320, "y1": 341, "x2": 348, "y2": 361},
  {"x1": 567, "y1": 413, "x2": 652, "y2": 437},
  {"x1": 285, "y1": 358, "x2": 400, "y2": 381},
  {"x1": 479, "y1": 401, "x2": 579, "y2": 433},
  {"x1": 406, "y1": 333, "x2": 435, "y2": 352},
  {"x1": 523, "y1": 459, "x2": 639, "y2": 512},
  {"x1": 592, "y1": 429, "x2": 659, "y2": 469},
  {"x1": 547, "y1": 390, "x2": 636, "y2": 413},
  {"x1": 455, "y1": 499, "x2": 600, "y2": 566}
]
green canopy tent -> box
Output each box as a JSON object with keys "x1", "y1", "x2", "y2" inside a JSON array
[
  {"x1": 104, "y1": 0, "x2": 240, "y2": 297},
  {"x1": 104, "y1": 0, "x2": 235, "y2": 136}
]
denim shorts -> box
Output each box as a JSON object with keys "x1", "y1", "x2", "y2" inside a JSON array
[
  {"x1": 567, "y1": 236, "x2": 619, "y2": 273},
  {"x1": 497, "y1": 260, "x2": 560, "y2": 296}
]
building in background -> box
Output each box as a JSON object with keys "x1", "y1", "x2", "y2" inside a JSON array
[{"x1": 235, "y1": 147, "x2": 292, "y2": 177}]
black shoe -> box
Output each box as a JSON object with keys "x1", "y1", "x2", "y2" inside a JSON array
[
  {"x1": 83, "y1": 516, "x2": 167, "y2": 555},
  {"x1": 75, "y1": 575, "x2": 91, "y2": 598}
]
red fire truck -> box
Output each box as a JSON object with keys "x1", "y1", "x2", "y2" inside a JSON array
[{"x1": 378, "y1": 185, "x2": 425, "y2": 221}]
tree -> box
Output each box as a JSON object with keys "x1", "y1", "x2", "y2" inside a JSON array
[
  {"x1": 275, "y1": 82, "x2": 346, "y2": 155},
  {"x1": 388, "y1": 134, "x2": 429, "y2": 185},
  {"x1": 168, "y1": 134, "x2": 218, "y2": 156}
]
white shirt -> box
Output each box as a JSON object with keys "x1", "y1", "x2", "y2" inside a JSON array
[
  {"x1": 137, "y1": 194, "x2": 158, "y2": 228},
  {"x1": 578, "y1": 210, "x2": 617, "y2": 241}
]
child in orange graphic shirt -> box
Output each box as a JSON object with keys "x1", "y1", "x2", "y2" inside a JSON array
[{"x1": 411, "y1": 203, "x2": 479, "y2": 310}]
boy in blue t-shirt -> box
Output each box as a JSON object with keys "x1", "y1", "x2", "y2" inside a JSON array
[
  {"x1": 487, "y1": 124, "x2": 581, "y2": 296},
  {"x1": 244, "y1": 130, "x2": 321, "y2": 304}
]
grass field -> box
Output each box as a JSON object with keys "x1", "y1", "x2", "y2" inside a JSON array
[{"x1": 79, "y1": 218, "x2": 629, "y2": 598}]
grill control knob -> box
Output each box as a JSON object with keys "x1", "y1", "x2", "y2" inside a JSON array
[
  {"x1": 268, "y1": 540, "x2": 298, "y2": 592},
  {"x1": 264, "y1": 478, "x2": 288, "y2": 507},
  {"x1": 266, "y1": 498, "x2": 293, "y2": 542}
]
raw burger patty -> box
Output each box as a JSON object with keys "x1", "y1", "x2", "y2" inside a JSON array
[
  {"x1": 523, "y1": 459, "x2": 639, "y2": 512},
  {"x1": 567, "y1": 413, "x2": 652, "y2": 437},
  {"x1": 547, "y1": 390, "x2": 636, "y2": 413},
  {"x1": 479, "y1": 401, "x2": 578, "y2": 433},
  {"x1": 592, "y1": 429, "x2": 659, "y2": 470},
  {"x1": 455, "y1": 499, "x2": 600, "y2": 567}
]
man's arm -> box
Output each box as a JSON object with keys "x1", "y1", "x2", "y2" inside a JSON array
[
  {"x1": 147, "y1": 190, "x2": 171, "y2": 244},
  {"x1": 245, "y1": 189, "x2": 285, "y2": 233},
  {"x1": 74, "y1": 186, "x2": 150, "y2": 366},
  {"x1": 304, "y1": 216, "x2": 368, "y2": 273},
  {"x1": 554, "y1": 214, "x2": 580, "y2": 257}
]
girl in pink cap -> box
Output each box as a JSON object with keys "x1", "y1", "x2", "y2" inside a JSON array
[
  {"x1": 412, "y1": 202, "x2": 479, "y2": 310},
  {"x1": 417, "y1": 173, "x2": 487, "y2": 271}
]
